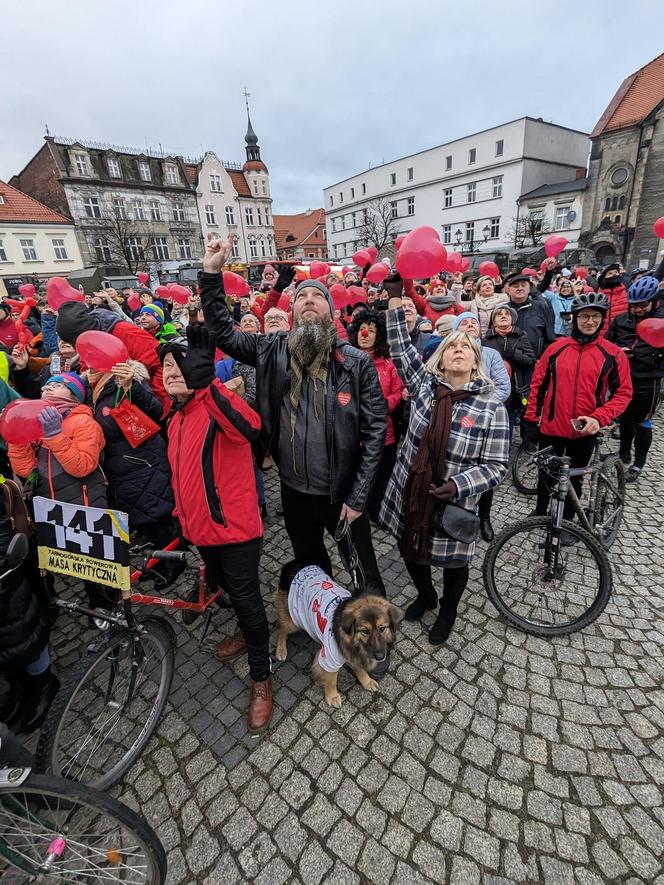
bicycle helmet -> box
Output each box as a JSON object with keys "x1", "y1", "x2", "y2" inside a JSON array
[
  {"x1": 570, "y1": 292, "x2": 609, "y2": 314},
  {"x1": 628, "y1": 275, "x2": 660, "y2": 304}
]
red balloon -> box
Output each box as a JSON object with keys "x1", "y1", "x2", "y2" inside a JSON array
[
  {"x1": 394, "y1": 234, "x2": 406, "y2": 251},
  {"x1": 342, "y1": 266, "x2": 351, "y2": 277},
  {"x1": 347, "y1": 286, "x2": 368, "y2": 305},
  {"x1": 309, "y1": 261, "x2": 331, "y2": 279},
  {"x1": 223, "y1": 271, "x2": 251, "y2": 297},
  {"x1": 76, "y1": 330, "x2": 128, "y2": 372},
  {"x1": 653, "y1": 217, "x2": 664, "y2": 239},
  {"x1": 544, "y1": 235, "x2": 568, "y2": 258},
  {"x1": 167, "y1": 284, "x2": 191, "y2": 305},
  {"x1": 127, "y1": 293, "x2": 141, "y2": 311},
  {"x1": 460, "y1": 257, "x2": 471, "y2": 273},
  {"x1": 478, "y1": 261, "x2": 500, "y2": 279},
  {"x1": 137, "y1": 272, "x2": 150, "y2": 285},
  {"x1": 352, "y1": 249, "x2": 372, "y2": 268},
  {"x1": 636, "y1": 317, "x2": 664, "y2": 349},
  {"x1": 365, "y1": 263, "x2": 390, "y2": 284},
  {"x1": 445, "y1": 251, "x2": 463, "y2": 273},
  {"x1": 46, "y1": 277, "x2": 85, "y2": 311},
  {"x1": 366, "y1": 247, "x2": 378, "y2": 264},
  {"x1": 0, "y1": 398, "x2": 47, "y2": 445},
  {"x1": 539, "y1": 259, "x2": 550, "y2": 273},
  {"x1": 330, "y1": 284, "x2": 349, "y2": 310},
  {"x1": 396, "y1": 227, "x2": 447, "y2": 279},
  {"x1": 575, "y1": 266, "x2": 588, "y2": 280},
  {"x1": 0, "y1": 318, "x2": 18, "y2": 348},
  {"x1": 154, "y1": 286, "x2": 172, "y2": 300},
  {"x1": 522, "y1": 267, "x2": 538, "y2": 277},
  {"x1": 18, "y1": 284, "x2": 35, "y2": 298}
]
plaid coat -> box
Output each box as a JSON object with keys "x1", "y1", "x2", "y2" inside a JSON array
[{"x1": 378, "y1": 308, "x2": 510, "y2": 564}]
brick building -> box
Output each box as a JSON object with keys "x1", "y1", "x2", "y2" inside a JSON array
[
  {"x1": 582, "y1": 53, "x2": 664, "y2": 269},
  {"x1": 273, "y1": 208, "x2": 328, "y2": 261}
]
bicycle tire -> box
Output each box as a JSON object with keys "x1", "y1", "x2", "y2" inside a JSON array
[
  {"x1": 0, "y1": 770, "x2": 166, "y2": 883},
  {"x1": 511, "y1": 442, "x2": 538, "y2": 496},
  {"x1": 593, "y1": 454, "x2": 625, "y2": 549},
  {"x1": 483, "y1": 516, "x2": 612, "y2": 636},
  {"x1": 36, "y1": 617, "x2": 175, "y2": 792}
]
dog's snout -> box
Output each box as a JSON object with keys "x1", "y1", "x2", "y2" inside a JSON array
[{"x1": 373, "y1": 651, "x2": 387, "y2": 663}]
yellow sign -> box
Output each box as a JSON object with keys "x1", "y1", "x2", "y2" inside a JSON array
[{"x1": 37, "y1": 546, "x2": 131, "y2": 591}]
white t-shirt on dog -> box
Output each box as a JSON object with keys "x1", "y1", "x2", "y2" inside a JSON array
[{"x1": 288, "y1": 566, "x2": 352, "y2": 672}]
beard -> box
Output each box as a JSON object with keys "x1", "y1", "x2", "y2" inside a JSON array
[{"x1": 288, "y1": 316, "x2": 335, "y2": 366}]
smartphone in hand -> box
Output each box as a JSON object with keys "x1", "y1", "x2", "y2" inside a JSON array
[{"x1": 571, "y1": 418, "x2": 586, "y2": 432}]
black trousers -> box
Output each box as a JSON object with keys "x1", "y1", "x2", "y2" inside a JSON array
[
  {"x1": 198, "y1": 538, "x2": 270, "y2": 683},
  {"x1": 535, "y1": 434, "x2": 596, "y2": 519},
  {"x1": 619, "y1": 380, "x2": 660, "y2": 470},
  {"x1": 369, "y1": 443, "x2": 398, "y2": 521},
  {"x1": 281, "y1": 483, "x2": 386, "y2": 596},
  {"x1": 404, "y1": 560, "x2": 469, "y2": 615}
]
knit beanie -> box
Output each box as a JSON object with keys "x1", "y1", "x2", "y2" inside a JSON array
[
  {"x1": 490, "y1": 305, "x2": 518, "y2": 326},
  {"x1": 56, "y1": 302, "x2": 98, "y2": 345},
  {"x1": 294, "y1": 280, "x2": 334, "y2": 317},
  {"x1": 453, "y1": 311, "x2": 480, "y2": 332},
  {"x1": 139, "y1": 304, "x2": 165, "y2": 326},
  {"x1": 46, "y1": 371, "x2": 86, "y2": 403}
]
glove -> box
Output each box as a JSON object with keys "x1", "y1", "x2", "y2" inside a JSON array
[
  {"x1": 174, "y1": 324, "x2": 216, "y2": 390},
  {"x1": 521, "y1": 419, "x2": 540, "y2": 452},
  {"x1": 382, "y1": 272, "x2": 404, "y2": 301},
  {"x1": 428, "y1": 480, "x2": 457, "y2": 501},
  {"x1": 274, "y1": 265, "x2": 296, "y2": 293},
  {"x1": 39, "y1": 407, "x2": 63, "y2": 438}
]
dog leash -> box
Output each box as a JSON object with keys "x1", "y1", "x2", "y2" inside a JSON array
[{"x1": 334, "y1": 518, "x2": 366, "y2": 596}]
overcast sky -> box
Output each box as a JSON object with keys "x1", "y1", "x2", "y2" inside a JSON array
[{"x1": 1, "y1": 0, "x2": 662, "y2": 214}]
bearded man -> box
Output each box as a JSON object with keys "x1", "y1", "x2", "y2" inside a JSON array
[{"x1": 200, "y1": 235, "x2": 387, "y2": 600}]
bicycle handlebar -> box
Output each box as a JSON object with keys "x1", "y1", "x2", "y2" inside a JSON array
[{"x1": 150, "y1": 550, "x2": 187, "y2": 562}]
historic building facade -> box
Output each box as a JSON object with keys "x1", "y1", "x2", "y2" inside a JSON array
[{"x1": 273, "y1": 208, "x2": 327, "y2": 261}]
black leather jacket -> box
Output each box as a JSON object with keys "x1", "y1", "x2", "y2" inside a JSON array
[{"x1": 200, "y1": 272, "x2": 387, "y2": 511}]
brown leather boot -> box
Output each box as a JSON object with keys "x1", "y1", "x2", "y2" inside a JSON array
[
  {"x1": 216, "y1": 631, "x2": 247, "y2": 662},
  {"x1": 247, "y1": 677, "x2": 273, "y2": 734}
]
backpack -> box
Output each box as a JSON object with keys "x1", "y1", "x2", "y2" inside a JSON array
[{"x1": 0, "y1": 477, "x2": 35, "y2": 538}]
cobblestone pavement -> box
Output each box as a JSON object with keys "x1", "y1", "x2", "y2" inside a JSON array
[{"x1": 40, "y1": 425, "x2": 664, "y2": 884}]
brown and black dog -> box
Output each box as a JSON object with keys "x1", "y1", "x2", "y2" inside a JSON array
[{"x1": 275, "y1": 561, "x2": 402, "y2": 708}]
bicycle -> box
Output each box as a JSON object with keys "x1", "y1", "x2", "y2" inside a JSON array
[
  {"x1": 483, "y1": 438, "x2": 622, "y2": 636},
  {"x1": 35, "y1": 541, "x2": 221, "y2": 792},
  {"x1": 511, "y1": 439, "x2": 539, "y2": 495}
]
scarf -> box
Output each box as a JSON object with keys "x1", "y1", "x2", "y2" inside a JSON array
[
  {"x1": 90, "y1": 372, "x2": 114, "y2": 406},
  {"x1": 41, "y1": 395, "x2": 77, "y2": 417},
  {"x1": 287, "y1": 344, "x2": 330, "y2": 474},
  {"x1": 428, "y1": 294, "x2": 457, "y2": 312},
  {"x1": 399, "y1": 383, "x2": 473, "y2": 561}
]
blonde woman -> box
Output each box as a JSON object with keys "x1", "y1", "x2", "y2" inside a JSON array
[
  {"x1": 379, "y1": 275, "x2": 510, "y2": 644},
  {"x1": 461, "y1": 274, "x2": 509, "y2": 336}
]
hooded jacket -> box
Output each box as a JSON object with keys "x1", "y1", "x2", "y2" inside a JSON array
[
  {"x1": 543, "y1": 290, "x2": 575, "y2": 337},
  {"x1": 599, "y1": 283, "x2": 629, "y2": 332},
  {"x1": 482, "y1": 327, "x2": 536, "y2": 398}
]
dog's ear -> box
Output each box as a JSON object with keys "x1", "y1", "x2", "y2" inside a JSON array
[
  {"x1": 387, "y1": 603, "x2": 403, "y2": 630},
  {"x1": 340, "y1": 607, "x2": 356, "y2": 636}
]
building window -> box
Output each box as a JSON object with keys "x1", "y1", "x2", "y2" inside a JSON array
[
  {"x1": 465, "y1": 221, "x2": 475, "y2": 242},
  {"x1": 260, "y1": 239, "x2": 267, "y2": 257},
  {"x1": 467, "y1": 183, "x2": 476, "y2": 203},
  {"x1": 445, "y1": 155, "x2": 452, "y2": 171},
  {"x1": 172, "y1": 201, "x2": 185, "y2": 222},
  {"x1": 614, "y1": 214, "x2": 622, "y2": 225},
  {"x1": 604, "y1": 197, "x2": 611, "y2": 212},
  {"x1": 92, "y1": 238, "x2": 112, "y2": 263},
  {"x1": 249, "y1": 237, "x2": 258, "y2": 258},
  {"x1": 20, "y1": 239, "x2": 38, "y2": 261},
  {"x1": 389, "y1": 201, "x2": 398, "y2": 220},
  {"x1": 177, "y1": 238, "x2": 192, "y2": 260},
  {"x1": 149, "y1": 200, "x2": 162, "y2": 221},
  {"x1": 265, "y1": 210, "x2": 270, "y2": 226},
  {"x1": 245, "y1": 207, "x2": 254, "y2": 226},
  {"x1": 442, "y1": 225, "x2": 451, "y2": 245},
  {"x1": 619, "y1": 195, "x2": 626, "y2": 210},
  {"x1": 555, "y1": 206, "x2": 571, "y2": 230},
  {"x1": 112, "y1": 197, "x2": 126, "y2": 219},
  {"x1": 256, "y1": 207, "x2": 263, "y2": 226},
  {"x1": 529, "y1": 209, "x2": 543, "y2": 233},
  {"x1": 205, "y1": 204, "x2": 217, "y2": 225},
  {"x1": 341, "y1": 215, "x2": 346, "y2": 230},
  {"x1": 83, "y1": 196, "x2": 101, "y2": 219},
  {"x1": 150, "y1": 237, "x2": 169, "y2": 260},
  {"x1": 611, "y1": 167, "x2": 629, "y2": 186},
  {"x1": 225, "y1": 205, "x2": 235, "y2": 225},
  {"x1": 350, "y1": 187, "x2": 355, "y2": 199},
  {"x1": 339, "y1": 192, "x2": 344, "y2": 204},
  {"x1": 107, "y1": 157, "x2": 121, "y2": 178},
  {"x1": 138, "y1": 161, "x2": 151, "y2": 182},
  {"x1": 75, "y1": 153, "x2": 88, "y2": 176},
  {"x1": 407, "y1": 196, "x2": 415, "y2": 216},
  {"x1": 330, "y1": 195, "x2": 334, "y2": 207},
  {"x1": 443, "y1": 188, "x2": 452, "y2": 209},
  {"x1": 133, "y1": 199, "x2": 145, "y2": 220},
  {"x1": 492, "y1": 176, "x2": 503, "y2": 198},
  {"x1": 362, "y1": 183, "x2": 366, "y2": 195},
  {"x1": 231, "y1": 240, "x2": 240, "y2": 259},
  {"x1": 407, "y1": 167, "x2": 414, "y2": 181},
  {"x1": 468, "y1": 148, "x2": 476, "y2": 165},
  {"x1": 209, "y1": 173, "x2": 222, "y2": 192},
  {"x1": 125, "y1": 237, "x2": 143, "y2": 262},
  {"x1": 390, "y1": 173, "x2": 397, "y2": 186},
  {"x1": 52, "y1": 238, "x2": 68, "y2": 260},
  {"x1": 495, "y1": 139, "x2": 504, "y2": 157},
  {"x1": 490, "y1": 217, "x2": 500, "y2": 238},
  {"x1": 165, "y1": 166, "x2": 179, "y2": 185},
  {"x1": 0, "y1": 240, "x2": 7, "y2": 262},
  {"x1": 331, "y1": 218, "x2": 337, "y2": 233}
]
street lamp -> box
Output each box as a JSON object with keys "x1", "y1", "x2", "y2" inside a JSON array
[
  {"x1": 482, "y1": 224, "x2": 490, "y2": 241},
  {"x1": 455, "y1": 225, "x2": 491, "y2": 254},
  {"x1": 454, "y1": 229, "x2": 463, "y2": 247}
]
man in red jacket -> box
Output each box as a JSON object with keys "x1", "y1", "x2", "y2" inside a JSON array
[
  {"x1": 598, "y1": 263, "x2": 629, "y2": 331},
  {"x1": 159, "y1": 325, "x2": 272, "y2": 733},
  {"x1": 524, "y1": 292, "x2": 632, "y2": 527}
]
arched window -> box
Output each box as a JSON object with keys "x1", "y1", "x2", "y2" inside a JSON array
[
  {"x1": 611, "y1": 196, "x2": 619, "y2": 211},
  {"x1": 614, "y1": 215, "x2": 622, "y2": 225},
  {"x1": 619, "y1": 195, "x2": 626, "y2": 210},
  {"x1": 604, "y1": 197, "x2": 611, "y2": 212}
]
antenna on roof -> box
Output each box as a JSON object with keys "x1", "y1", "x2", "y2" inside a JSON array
[{"x1": 45, "y1": 123, "x2": 50, "y2": 136}]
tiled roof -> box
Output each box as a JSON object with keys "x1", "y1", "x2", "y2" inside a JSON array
[
  {"x1": 273, "y1": 209, "x2": 326, "y2": 251},
  {"x1": 0, "y1": 179, "x2": 72, "y2": 224},
  {"x1": 227, "y1": 170, "x2": 251, "y2": 197},
  {"x1": 592, "y1": 53, "x2": 664, "y2": 137},
  {"x1": 184, "y1": 163, "x2": 199, "y2": 186},
  {"x1": 519, "y1": 178, "x2": 588, "y2": 201}
]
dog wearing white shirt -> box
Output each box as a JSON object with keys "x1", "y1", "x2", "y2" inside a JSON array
[{"x1": 275, "y1": 561, "x2": 402, "y2": 708}]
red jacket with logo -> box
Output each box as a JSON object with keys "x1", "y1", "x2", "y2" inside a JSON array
[
  {"x1": 525, "y1": 335, "x2": 632, "y2": 438},
  {"x1": 599, "y1": 283, "x2": 629, "y2": 334},
  {"x1": 166, "y1": 380, "x2": 262, "y2": 546}
]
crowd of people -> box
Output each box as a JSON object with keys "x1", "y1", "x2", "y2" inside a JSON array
[{"x1": 0, "y1": 231, "x2": 663, "y2": 736}]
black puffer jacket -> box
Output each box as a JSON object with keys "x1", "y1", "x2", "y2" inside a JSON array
[
  {"x1": 508, "y1": 296, "x2": 556, "y2": 358},
  {"x1": 200, "y1": 272, "x2": 387, "y2": 510},
  {"x1": 606, "y1": 303, "x2": 664, "y2": 383},
  {"x1": 482, "y1": 327, "x2": 537, "y2": 392},
  {"x1": 91, "y1": 370, "x2": 174, "y2": 526}
]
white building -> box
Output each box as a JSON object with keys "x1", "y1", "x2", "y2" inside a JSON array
[
  {"x1": 323, "y1": 117, "x2": 589, "y2": 266},
  {"x1": 517, "y1": 177, "x2": 588, "y2": 255}
]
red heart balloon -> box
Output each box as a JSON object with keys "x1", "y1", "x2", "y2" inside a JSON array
[
  {"x1": 445, "y1": 251, "x2": 463, "y2": 274},
  {"x1": 522, "y1": 267, "x2": 538, "y2": 277},
  {"x1": 18, "y1": 284, "x2": 35, "y2": 298},
  {"x1": 396, "y1": 227, "x2": 447, "y2": 279},
  {"x1": 0, "y1": 398, "x2": 48, "y2": 445},
  {"x1": 127, "y1": 293, "x2": 141, "y2": 311},
  {"x1": 366, "y1": 247, "x2": 378, "y2": 264},
  {"x1": 636, "y1": 317, "x2": 664, "y2": 349},
  {"x1": 347, "y1": 286, "x2": 368, "y2": 305},
  {"x1": 352, "y1": 249, "x2": 372, "y2": 268},
  {"x1": 137, "y1": 272, "x2": 150, "y2": 286},
  {"x1": 365, "y1": 263, "x2": 390, "y2": 284},
  {"x1": 575, "y1": 267, "x2": 587, "y2": 280},
  {"x1": 478, "y1": 261, "x2": 500, "y2": 279},
  {"x1": 223, "y1": 271, "x2": 251, "y2": 297},
  {"x1": 46, "y1": 277, "x2": 85, "y2": 311},
  {"x1": 167, "y1": 284, "x2": 192, "y2": 305},
  {"x1": 394, "y1": 235, "x2": 406, "y2": 251},
  {"x1": 460, "y1": 257, "x2": 471, "y2": 273},
  {"x1": 76, "y1": 330, "x2": 129, "y2": 372},
  {"x1": 310, "y1": 260, "x2": 331, "y2": 279},
  {"x1": 330, "y1": 284, "x2": 349, "y2": 310},
  {"x1": 539, "y1": 259, "x2": 550, "y2": 273},
  {"x1": 342, "y1": 266, "x2": 351, "y2": 278},
  {"x1": 155, "y1": 286, "x2": 172, "y2": 300},
  {"x1": 544, "y1": 235, "x2": 567, "y2": 258},
  {"x1": 653, "y1": 217, "x2": 664, "y2": 239}
]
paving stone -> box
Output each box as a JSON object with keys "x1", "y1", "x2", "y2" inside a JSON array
[
  {"x1": 357, "y1": 836, "x2": 396, "y2": 885},
  {"x1": 298, "y1": 840, "x2": 333, "y2": 885}
]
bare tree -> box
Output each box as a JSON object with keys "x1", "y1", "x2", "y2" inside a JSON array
[
  {"x1": 92, "y1": 210, "x2": 156, "y2": 273},
  {"x1": 507, "y1": 213, "x2": 552, "y2": 249},
  {"x1": 356, "y1": 199, "x2": 401, "y2": 257}
]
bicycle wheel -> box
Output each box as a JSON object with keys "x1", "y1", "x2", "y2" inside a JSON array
[
  {"x1": 511, "y1": 442, "x2": 539, "y2": 495},
  {"x1": 593, "y1": 454, "x2": 625, "y2": 549},
  {"x1": 36, "y1": 617, "x2": 175, "y2": 792},
  {"x1": 0, "y1": 771, "x2": 165, "y2": 883},
  {"x1": 483, "y1": 516, "x2": 612, "y2": 636}
]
